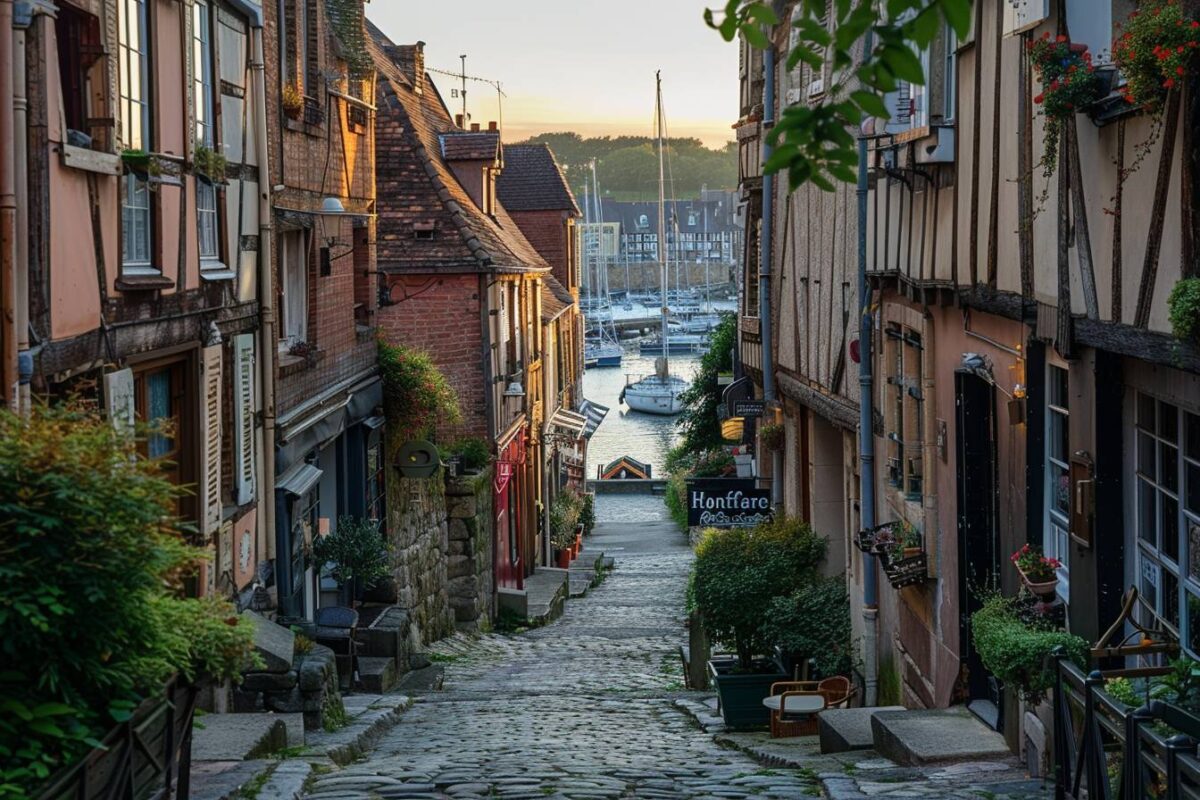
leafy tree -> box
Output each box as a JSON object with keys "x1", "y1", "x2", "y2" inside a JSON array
[
  {"x1": 675, "y1": 312, "x2": 738, "y2": 455},
  {"x1": 707, "y1": 0, "x2": 973, "y2": 191},
  {"x1": 763, "y1": 577, "x2": 855, "y2": 679},
  {"x1": 0, "y1": 403, "x2": 257, "y2": 796}
]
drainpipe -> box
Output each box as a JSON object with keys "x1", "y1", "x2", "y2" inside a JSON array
[
  {"x1": 246, "y1": 12, "x2": 276, "y2": 564},
  {"x1": 0, "y1": 0, "x2": 16, "y2": 410},
  {"x1": 856, "y1": 29, "x2": 879, "y2": 706},
  {"x1": 13, "y1": 2, "x2": 30, "y2": 414},
  {"x1": 759, "y1": 43, "x2": 780, "y2": 508}
]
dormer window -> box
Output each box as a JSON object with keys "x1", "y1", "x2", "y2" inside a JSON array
[{"x1": 413, "y1": 222, "x2": 436, "y2": 240}]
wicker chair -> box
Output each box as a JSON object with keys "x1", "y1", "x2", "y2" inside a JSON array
[{"x1": 767, "y1": 676, "x2": 858, "y2": 738}]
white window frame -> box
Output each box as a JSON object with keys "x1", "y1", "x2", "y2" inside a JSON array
[
  {"x1": 280, "y1": 230, "x2": 308, "y2": 348},
  {"x1": 193, "y1": 0, "x2": 214, "y2": 150},
  {"x1": 1133, "y1": 392, "x2": 1200, "y2": 657},
  {"x1": 122, "y1": 172, "x2": 153, "y2": 271},
  {"x1": 1044, "y1": 363, "x2": 1070, "y2": 600}
]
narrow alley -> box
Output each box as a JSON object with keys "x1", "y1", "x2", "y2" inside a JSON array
[{"x1": 300, "y1": 500, "x2": 821, "y2": 799}]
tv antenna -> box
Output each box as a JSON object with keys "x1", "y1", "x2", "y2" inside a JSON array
[{"x1": 426, "y1": 60, "x2": 507, "y2": 132}]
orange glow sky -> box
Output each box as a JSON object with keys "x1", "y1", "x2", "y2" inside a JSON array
[{"x1": 368, "y1": 1, "x2": 740, "y2": 149}]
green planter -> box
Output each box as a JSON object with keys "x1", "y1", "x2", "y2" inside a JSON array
[{"x1": 708, "y1": 656, "x2": 787, "y2": 730}]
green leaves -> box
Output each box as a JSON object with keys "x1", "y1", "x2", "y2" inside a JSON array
[{"x1": 715, "y1": 0, "x2": 975, "y2": 192}]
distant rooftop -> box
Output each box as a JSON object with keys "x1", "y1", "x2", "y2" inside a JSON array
[{"x1": 496, "y1": 144, "x2": 580, "y2": 215}]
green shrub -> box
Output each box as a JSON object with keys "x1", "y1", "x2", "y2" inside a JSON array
[
  {"x1": 665, "y1": 471, "x2": 688, "y2": 529},
  {"x1": 689, "y1": 516, "x2": 827, "y2": 669},
  {"x1": 439, "y1": 436, "x2": 490, "y2": 472},
  {"x1": 763, "y1": 577, "x2": 854, "y2": 679},
  {"x1": 971, "y1": 595, "x2": 1089, "y2": 703},
  {"x1": 312, "y1": 517, "x2": 392, "y2": 593},
  {"x1": 675, "y1": 313, "x2": 737, "y2": 454},
  {"x1": 663, "y1": 447, "x2": 734, "y2": 526},
  {"x1": 1168, "y1": 277, "x2": 1200, "y2": 342},
  {"x1": 578, "y1": 492, "x2": 596, "y2": 535},
  {"x1": 0, "y1": 403, "x2": 257, "y2": 796},
  {"x1": 549, "y1": 491, "x2": 582, "y2": 550},
  {"x1": 378, "y1": 338, "x2": 461, "y2": 440}
]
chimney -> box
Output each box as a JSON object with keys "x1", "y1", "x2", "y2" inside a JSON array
[
  {"x1": 470, "y1": 122, "x2": 481, "y2": 132},
  {"x1": 385, "y1": 41, "x2": 426, "y2": 95},
  {"x1": 455, "y1": 113, "x2": 464, "y2": 129},
  {"x1": 488, "y1": 121, "x2": 498, "y2": 132}
]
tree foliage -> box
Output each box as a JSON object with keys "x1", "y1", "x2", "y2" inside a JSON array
[
  {"x1": 971, "y1": 595, "x2": 1089, "y2": 703},
  {"x1": 0, "y1": 403, "x2": 257, "y2": 796},
  {"x1": 513, "y1": 132, "x2": 737, "y2": 200},
  {"x1": 708, "y1": 0, "x2": 974, "y2": 191},
  {"x1": 763, "y1": 577, "x2": 854, "y2": 679},
  {"x1": 312, "y1": 516, "x2": 392, "y2": 592},
  {"x1": 689, "y1": 516, "x2": 828, "y2": 668},
  {"x1": 675, "y1": 312, "x2": 738, "y2": 456}
]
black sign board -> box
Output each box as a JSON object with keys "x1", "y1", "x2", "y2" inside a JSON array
[
  {"x1": 734, "y1": 400, "x2": 766, "y2": 418},
  {"x1": 685, "y1": 478, "x2": 774, "y2": 528}
]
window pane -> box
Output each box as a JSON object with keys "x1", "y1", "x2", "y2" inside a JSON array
[
  {"x1": 1050, "y1": 411, "x2": 1068, "y2": 462},
  {"x1": 1163, "y1": 569, "x2": 1180, "y2": 629},
  {"x1": 1142, "y1": 558, "x2": 1160, "y2": 615},
  {"x1": 1139, "y1": 478, "x2": 1157, "y2": 546},
  {"x1": 1162, "y1": 444, "x2": 1179, "y2": 492},
  {"x1": 146, "y1": 371, "x2": 174, "y2": 458},
  {"x1": 1049, "y1": 365, "x2": 1067, "y2": 407},
  {"x1": 1138, "y1": 393, "x2": 1156, "y2": 431},
  {"x1": 1163, "y1": 494, "x2": 1179, "y2": 563},
  {"x1": 1160, "y1": 400, "x2": 1179, "y2": 441},
  {"x1": 1050, "y1": 462, "x2": 1069, "y2": 517},
  {"x1": 1187, "y1": 462, "x2": 1200, "y2": 515},
  {"x1": 1187, "y1": 412, "x2": 1200, "y2": 461},
  {"x1": 1189, "y1": 522, "x2": 1200, "y2": 583},
  {"x1": 1188, "y1": 591, "x2": 1200, "y2": 657},
  {"x1": 1138, "y1": 431, "x2": 1155, "y2": 477}
]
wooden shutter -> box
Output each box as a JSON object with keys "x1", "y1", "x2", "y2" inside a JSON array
[
  {"x1": 233, "y1": 333, "x2": 257, "y2": 506},
  {"x1": 200, "y1": 344, "x2": 223, "y2": 536}
]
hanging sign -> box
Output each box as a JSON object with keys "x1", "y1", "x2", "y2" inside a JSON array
[
  {"x1": 734, "y1": 400, "x2": 766, "y2": 418},
  {"x1": 685, "y1": 478, "x2": 773, "y2": 528}
]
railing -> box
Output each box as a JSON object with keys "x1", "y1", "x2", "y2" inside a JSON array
[
  {"x1": 37, "y1": 676, "x2": 198, "y2": 800},
  {"x1": 1052, "y1": 651, "x2": 1200, "y2": 800}
]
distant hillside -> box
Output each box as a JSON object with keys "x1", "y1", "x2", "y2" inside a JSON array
[{"x1": 511, "y1": 132, "x2": 737, "y2": 204}]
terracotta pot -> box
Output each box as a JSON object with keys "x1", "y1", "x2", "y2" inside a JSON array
[
  {"x1": 903, "y1": 547, "x2": 922, "y2": 559},
  {"x1": 1019, "y1": 567, "x2": 1059, "y2": 597},
  {"x1": 555, "y1": 549, "x2": 571, "y2": 569}
]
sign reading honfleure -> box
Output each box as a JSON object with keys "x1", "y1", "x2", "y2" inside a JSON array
[{"x1": 685, "y1": 478, "x2": 774, "y2": 528}]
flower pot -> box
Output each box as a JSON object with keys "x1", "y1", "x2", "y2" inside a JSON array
[
  {"x1": 555, "y1": 549, "x2": 571, "y2": 569},
  {"x1": 707, "y1": 657, "x2": 788, "y2": 730},
  {"x1": 902, "y1": 546, "x2": 922, "y2": 559},
  {"x1": 1019, "y1": 568, "x2": 1059, "y2": 598}
]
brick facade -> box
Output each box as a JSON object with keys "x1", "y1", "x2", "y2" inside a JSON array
[{"x1": 509, "y1": 210, "x2": 574, "y2": 289}]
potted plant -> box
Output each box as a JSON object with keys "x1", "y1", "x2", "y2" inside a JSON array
[
  {"x1": 759, "y1": 421, "x2": 784, "y2": 452},
  {"x1": 1113, "y1": 0, "x2": 1200, "y2": 112},
  {"x1": 579, "y1": 492, "x2": 596, "y2": 536},
  {"x1": 193, "y1": 143, "x2": 228, "y2": 183},
  {"x1": 689, "y1": 516, "x2": 827, "y2": 729},
  {"x1": 1010, "y1": 543, "x2": 1062, "y2": 598},
  {"x1": 312, "y1": 516, "x2": 392, "y2": 606},
  {"x1": 282, "y1": 81, "x2": 305, "y2": 120},
  {"x1": 1168, "y1": 277, "x2": 1200, "y2": 343},
  {"x1": 1027, "y1": 34, "x2": 1103, "y2": 176},
  {"x1": 439, "y1": 436, "x2": 490, "y2": 476},
  {"x1": 971, "y1": 595, "x2": 1088, "y2": 704},
  {"x1": 898, "y1": 520, "x2": 922, "y2": 558},
  {"x1": 549, "y1": 491, "x2": 580, "y2": 567}
]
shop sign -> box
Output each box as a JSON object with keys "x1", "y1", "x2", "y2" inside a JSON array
[{"x1": 685, "y1": 478, "x2": 773, "y2": 528}]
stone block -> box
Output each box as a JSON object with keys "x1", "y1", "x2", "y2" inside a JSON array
[
  {"x1": 298, "y1": 658, "x2": 328, "y2": 692},
  {"x1": 240, "y1": 670, "x2": 298, "y2": 692},
  {"x1": 447, "y1": 494, "x2": 477, "y2": 519},
  {"x1": 242, "y1": 610, "x2": 295, "y2": 673},
  {"x1": 230, "y1": 688, "x2": 262, "y2": 713},
  {"x1": 448, "y1": 539, "x2": 466, "y2": 556},
  {"x1": 870, "y1": 707, "x2": 1012, "y2": 765},
  {"x1": 818, "y1": 706, "x2": 905, "y2": 753},
  {"x1": 358, "y1": 656, "x2": 398, "y2": 693},
  {"x1": 447, "y1": 555, "x2": 472, "y2": 579},
  {"x1": 264, "y1": 686, "x2": 304, "y2": 714},
  {"x1": 448, "y1": 518, "x2": 469, "y2": 541}
]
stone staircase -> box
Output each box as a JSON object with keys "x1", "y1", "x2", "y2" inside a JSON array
[{"x1": 819, "y1": 705, "x2": 1011, "y2": 765}]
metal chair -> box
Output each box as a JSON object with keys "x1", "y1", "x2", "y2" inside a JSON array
[{"x1": 314, "y1": 606, "x2": 359, "y2": 691}]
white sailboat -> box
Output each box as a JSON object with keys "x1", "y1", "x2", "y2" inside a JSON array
[{"x1": 621, "y1": 72, "x2": 686, "y2": 416}]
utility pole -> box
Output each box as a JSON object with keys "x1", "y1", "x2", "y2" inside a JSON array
[{"x1": 459, "y1": 54, "x2": 468, "y2": 125}]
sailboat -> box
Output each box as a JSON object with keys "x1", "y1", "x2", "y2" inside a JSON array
[
  {"x1": 621, "y1": 72, "x2": 687, "y2": 416},
  {"x1": 582, "y1": 159, "x2": 623, "y2": 369}
]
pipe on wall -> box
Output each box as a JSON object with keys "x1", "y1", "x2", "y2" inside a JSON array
[
  {"x1": 759, "y1": 43, "x2": 780, "y2": 507},
  {"x1": 0, "y1": 0, "x2": 16, "y2": 410},
  {"x1": 13, "y1": 3, "x2": 30, "y2": 415},
  {"x1": 856, "y1": 29, "x2": 879, "y2": 706}
]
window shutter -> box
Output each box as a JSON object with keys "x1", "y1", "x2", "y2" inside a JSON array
[
  {"x1": 200, "y1": 344, "x2": 223, "y2": 536},
  {"x1": 233, "y1": 333, "x2": 257, "y2": 505}
]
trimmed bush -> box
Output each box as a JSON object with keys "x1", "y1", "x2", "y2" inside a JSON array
[
  {"x1": 763, "y1": 577, "x2": 854, "y2": 679},
  {"x1": 689, "y1": 516, "x2": 827, "y2": 669},
  {"x1": 312, "y1": 516, "x2": 392, "y2": 595},
  {"x1": 971, "y1": 595, "x2": 1089, "y2": 703}
]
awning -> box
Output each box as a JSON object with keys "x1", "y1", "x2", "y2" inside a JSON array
[
  {"x1": 578, "y1": 399, "x2": 609, "y2": 439},
  {"x1": 275, "y1": 462, "x2": 323, "y2": 497},
  {"x1": 275, "y1": 375, "x2": 382, "y2": 473},
  {"x1": 549, "y1": 407, "x2": 587, "y2": 436}
]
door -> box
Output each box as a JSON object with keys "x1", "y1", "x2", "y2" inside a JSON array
[{"x1": 955, "y1": 370, "x2": 1003, "y2": 727}]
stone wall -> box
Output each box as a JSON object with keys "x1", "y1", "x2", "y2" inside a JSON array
[
  {"x1": 445, "y1": 471, "x2": 493, "y2": 632},
  {"x1": 386, "y1": 473, "x2": 455, "y2": 644}
]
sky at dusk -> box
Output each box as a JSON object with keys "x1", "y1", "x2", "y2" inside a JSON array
[{"x1": 368, "y1": 1, "x2": 740, "y2": 149}]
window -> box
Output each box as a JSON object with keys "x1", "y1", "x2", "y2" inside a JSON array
[
  {"x1": 280, "y1": 231, "x2": 308, "y2": 346},
  {"x1": 1134, "y1": 393, "x2": 1200, "y2": 655},
  {"x1": 193, "y1": 0, "x2": 214, "y2": 150},
  {"x1": 884, "y1": 323, "x2": 924, "y2": 501},
  {"x1": 1044, "y1": 365, "x2": 1070, "y2": 598},
  {"x1": 118, "y1": 0, "x2": 150, "y2": 151},
  {"x1": 744, "y1": 218, "x2": 760, "y2": 317},
  {"x1": 122, "y1": 173, "x2": 152, "y2": 269},
  {"x1": 56, "y1": 5, "x2": 105, "y2": 144},
  {"x1": 943, "y1": 20, "x2": 957, "y2": 122}
]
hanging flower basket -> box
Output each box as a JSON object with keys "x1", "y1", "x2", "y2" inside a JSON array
[
  {"x1": 1028, "y1": 35, "x2": 1103, "y2": 177},
  {"x1": 1010, "y1": 544, "x2": 1061, "y2": 598},
  {"x1": 1113, "y1": 0, "x2": 1200, "y2": 112}
]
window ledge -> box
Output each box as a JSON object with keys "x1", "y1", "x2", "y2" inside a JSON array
[
  {"x1": 116, "y1": 272, "x2": 174, "y2": 292},
  {"x1": 200, "y1": 264, "x2": 236, "y2": 281},
  {"x1": 284, "y1": 117, "x2": 323, "y2": 137},
  {"x1": 60, "y1": 144, "x2": 121, "y2": 176}
]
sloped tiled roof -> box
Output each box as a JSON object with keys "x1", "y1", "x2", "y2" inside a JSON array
[
  {"x1": 540, "y1": 277, "x2": 571, "y2": 323},
  {"x1": 366, "y1": 19, "x2": 550, "y2": 275},
  {"x1": 440, "y1": 132, "x2": 500, "y2": 162},
  {"x1": 496, "y1": 144, "x2": 580, "y2": 215}
]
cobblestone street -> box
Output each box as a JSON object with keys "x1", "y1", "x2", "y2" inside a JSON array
[{"x1": 300, "y1": 508, "x2": 823, "y2": 800}]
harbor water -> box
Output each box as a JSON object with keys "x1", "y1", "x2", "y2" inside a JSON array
[{"x1": 582, "y1": 346, "x2": 700, "y2": 480}]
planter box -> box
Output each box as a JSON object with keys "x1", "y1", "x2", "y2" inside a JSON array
[
  {"x1": 1017, "y1": 567, "x2": 1059, "y2": 598},
  {"x1": 708, "y1": 657, "x2": 787, "y2": 730},
  {"x1": 883, "y1": 551, "x2": 929, "y2": 588}
]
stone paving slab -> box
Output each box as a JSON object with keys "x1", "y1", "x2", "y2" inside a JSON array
[
  {"x1": 191, "y1": 713, "x2": 288, "y2": 761},
  {"x1": 818, "y1": 705, "x2": 906, "y2": 753},
  {"x1": 871, "y1": 706, "x2": 1012, "y2": 765}
]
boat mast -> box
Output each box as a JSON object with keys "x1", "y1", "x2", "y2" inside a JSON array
[{"x1": 656, "y1": 71, "x2": 669, "y2": 372}]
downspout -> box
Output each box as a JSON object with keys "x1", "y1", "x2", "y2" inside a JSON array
[
  {"x1": 759, "y1": 42, "x2": 779, "y2": 507},
  {"x1": 0, "y1": 0, "x2": 16, "y2": 410},
  {"x1": 247, "y1": 14, "x2": 277, "y2": 567},
  {"x1": 856, "y1": 28, "x2": 879, "y2": 706},
  {"x1": 13, "y1": 2, "x2": 30, "y2": 414}
]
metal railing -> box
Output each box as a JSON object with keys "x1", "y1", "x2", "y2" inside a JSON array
[{"x1": 1052, "y1": 651, "x2": 1200, "y2": 800}]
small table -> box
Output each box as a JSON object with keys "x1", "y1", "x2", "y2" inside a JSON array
[{"x1": 762, "y1": 694, "x2": 825, "y2": 715}]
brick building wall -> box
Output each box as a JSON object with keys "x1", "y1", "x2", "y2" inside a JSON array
[
  {"x1": 509, "y1": 210, "x2": 572, "y2": 288},
  {"x1": 375, "y1": 274, "x2": 487, "y2": 440}
]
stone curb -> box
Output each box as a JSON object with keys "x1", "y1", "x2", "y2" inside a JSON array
[
  {"x1": 313, "y1": 694, "x2": 413, "y2": 766},
  {"x1": 255, "y1": 760, "x2": 313, "y2": 800}
]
